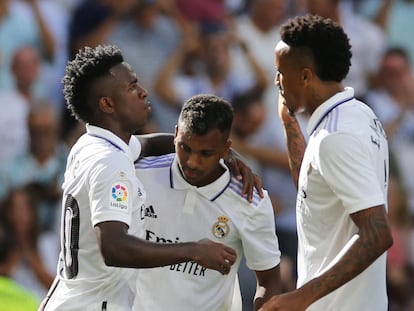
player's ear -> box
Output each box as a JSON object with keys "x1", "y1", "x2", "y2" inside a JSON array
[
  {"x1": 223, "y1": 139, "x2": 232, "y2": 158},
  {"x1": 302, "y1": 67, "x2": 313, "y2": 86},
  {"x1": 173, "y1": 125, "x2": 179, "y2": 145},
  {"x1": 98, "y1": 97, "x2": 115, "y2": 114}
]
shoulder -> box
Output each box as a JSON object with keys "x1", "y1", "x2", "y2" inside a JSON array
[
  {"x1": 226, "y1": 177, "x2": 264, "y2": 208},
  {"x1": 135, "y1": 153, "x2": 175, "y2": 170},
  {"x1": 72, "y1": 135, "x2": 134, "y2": 173}
]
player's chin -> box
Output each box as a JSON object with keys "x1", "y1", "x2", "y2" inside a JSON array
[{"x1": 182, "y1": 168, "x2": 202, "y2": 182}]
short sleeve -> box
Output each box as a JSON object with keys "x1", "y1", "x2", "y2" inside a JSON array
[
  {"x1": 88, "y1": 153, "x2": 136, "y2": 227},
  {"x1": 241, "y1": 191, "x2": 281, "y2": 271},
  {"x1": 318, "y1": 133, "x2": 385, "y2": 213}
]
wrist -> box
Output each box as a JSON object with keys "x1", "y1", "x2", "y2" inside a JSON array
[{"x1": 186, "y1": 242, "x2": 199, "y2": 262}]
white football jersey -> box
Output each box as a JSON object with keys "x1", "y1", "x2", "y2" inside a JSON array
[
  {"x1": 297, "y1": 88, "x2": 389, "y2": 310},
  {"x1": 41, "y1": 124, "x2": 145, "y2": 311},
  {"x1": 133, "y1": 154, "x2": 281, "y2": 311}
]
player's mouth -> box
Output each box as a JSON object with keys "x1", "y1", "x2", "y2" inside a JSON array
[
  {"x1": 182, "y1": 167, "x2": 201, "y2": 180},
  {"x1": 144, "y1": 99, "x2": 152, "y2": 113}
]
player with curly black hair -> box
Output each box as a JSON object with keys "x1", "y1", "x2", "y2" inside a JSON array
[
  {"x1": 260, "y1": 15, "x2": 393, "y2": 311},
  {"x1": 39, "y1": 45, "x2": 237, "y2": 311}
]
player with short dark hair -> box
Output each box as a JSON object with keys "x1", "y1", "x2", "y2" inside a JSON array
[{"x1": 134, "y1": 94, "x2": 282, "y2": 310}]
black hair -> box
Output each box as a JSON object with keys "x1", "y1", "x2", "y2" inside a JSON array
[
  {"x1": 280, "y1": 14, "x2": 352, "y2": 82},
  {"x1": 178, "y1": 94, "x2": 233, "y2": 136},
  {"x1": 384, "y1": 46, "x2": 411, "y2": 66},
  {"x1": 0, "y1": 222, "x2": 15, "y2": 263},
  {"x1": 231, "y1": 87, "x2": 264, "y2": 113},
  {"x1": 62, "y1": 45, "x2": 124, "y2": 123}
]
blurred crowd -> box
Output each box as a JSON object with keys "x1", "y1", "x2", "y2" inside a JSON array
[{"x1": 0, "y1": 0, "x2": 413, "y2": 310}]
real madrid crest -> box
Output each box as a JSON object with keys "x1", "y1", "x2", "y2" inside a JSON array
[{"x1": 212, "y1": 215, "x2": 230, "y2": 239}]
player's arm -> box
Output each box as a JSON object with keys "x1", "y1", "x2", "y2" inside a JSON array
[
  {"x1": 259, "y1": 205, "x2": 393, "y2": 311},
  {"x1": 278, "y1": 94, "x2": 306, "y2": 189},
  {"x1": 136, "y1": 133, "x2": 175, "y2": 157},
  {"x1": 136, "y1": 133, "x2": 263, "y2": 200},
  {"x1": 95, "y1": 221, "x2": 236, "y2": 275},
  {"x1": 253, "y1": 265, "x2": 282, "y2": 311}
]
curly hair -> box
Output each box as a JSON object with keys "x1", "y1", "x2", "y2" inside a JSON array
[
  {"x1": 178, "y1": 94, "x2": 233, "y2": 136},
  {"x1": 62, "y1": 45, "x2": 124, "y2": 122},
  {"x1": 280, "y1": 14, "x2": 352, "y2": 82}
]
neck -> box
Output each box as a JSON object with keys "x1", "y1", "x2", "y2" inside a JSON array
[
  {"x1": 18, "y1": 85, "x2": 32, "y2": 101},
  {"x1": 308, "y1": 83, "x2": 345, "y2": 114},
  {"x1": 90, "y1": 120, "x2": 132, "y2": 145}
]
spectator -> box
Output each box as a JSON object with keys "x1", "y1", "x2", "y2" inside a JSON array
[
  {"x1": 176, "y1": 0, "x2": 226, "y2": 23},
  {"x1": 0, "y1": 222, "x2": 40, "y2": 311},
  {"x1": 0, "y1": 101, "x2": 67, "y2": 232},
  {"x1": 365, "y1": 47, "x2": 414, "y2": 218},
  {"x1": 357, "y1": 0, "x2": 414, "y2": 72},
  {"x1": 0, "y1": 45, "x2": 43, "y2": 163},
  {"x1": 0, "y1": 0, "x2": 55, "y2": 92},
  {"x1": 12, "y1": 0, "x2": 70, "y2": 112},
  {"x1": 0, "y1": 186, "x2": 55, "y2": 300},
  {"x1": 153, "y1": 21, "x2": 267, "y2": 132},
  {"x1": 67, "y1": 0, "x2": 135, "y2": 59},
  {"x1": 386, "y1": 173, "x2": 414, "y2": 311}
]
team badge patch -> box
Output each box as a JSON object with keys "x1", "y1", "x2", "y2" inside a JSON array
[
  {"x1": 212, "y1": 216, "x2": 230, "y2": 239},
  {"x1": 109, "y1": 182, "x2": 129, "y2": 213}
]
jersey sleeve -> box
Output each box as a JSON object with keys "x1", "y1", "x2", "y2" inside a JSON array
[
  {"x1": 241, "y1": 191, "x2": 281, "y2": 271},
  {"x1": 318, "y1": 132, "x2": 385, "y2": 214},
  {"x1": 88, "y1": 152, "x2": 136, "y2": 227}
]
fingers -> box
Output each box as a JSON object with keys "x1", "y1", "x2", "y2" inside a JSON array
[
  {"x1": 228, "y1": 156, "x2": 242, "y2": 181},
  {"x1": 219, "y1": 262, "x2": 231, "y2": 275},
  {"x1": 219, "y1": 245, "x2": 236, "y2": 275},
  {"x1": 253, "y1": 174, "x2": 264, "y2": 198},
  {"x1": 223, "y1": 247, "x2": 237, "y2": 265},
  {"x1": 219, "y1": 257, "x2": 234, "y2": 275}
]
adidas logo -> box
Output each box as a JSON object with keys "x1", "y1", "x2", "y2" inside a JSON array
[{"x1": 140, "y1": 204, "x2": 158, "y2": 220}]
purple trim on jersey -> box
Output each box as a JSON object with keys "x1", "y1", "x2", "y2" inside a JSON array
[
  {"x1": 135, "y1": 154, "x2": 174, "y2": 169},
  {"x1": 87, "y1": 133, "x2": 124, "y2": 152},
  {"x1": 310, "y1": 96, "x2": 354, "y2": 134},
  {"x1": 169, "y1": 164, "x2": 174, "y2": 189},
  {"x1": 324, "y1": 108, "x2": 339, "y2": 132},
  {"x1": 228, "y1": 177, "x2": 261, "y2": 207},
  {"x1": 210, "y1": 177, "x2": 231, "y2": 202}
]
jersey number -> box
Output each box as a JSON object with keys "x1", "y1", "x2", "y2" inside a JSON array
[{"x1": 62, "y1": 194, "x2": 80, "y2": 279}]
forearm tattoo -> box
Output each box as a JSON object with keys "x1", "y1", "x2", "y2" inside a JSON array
[
  {"x1": 283, "y1": 118, "x2": 306, "y2": 187},
  {"x1": 309, "y1": 207, "x2": 391, "y2": 302}
]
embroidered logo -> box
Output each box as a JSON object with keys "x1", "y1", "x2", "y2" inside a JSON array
[
  {"x1": 112, "y1": 184, "x2": 128, "y2": 202},
  {"x1": 140, "y1": 204, "x2": 157, "y2": 219},
  {"x1": 109, "y1": 182, "x2": 129, "y2": 213},
  {"x1": 212, "y1": 216, "x2": 230, "y2": 239}
]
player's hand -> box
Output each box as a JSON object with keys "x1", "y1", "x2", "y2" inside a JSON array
[
  {"x1": 193, "y1": 239, "x2": 236, "y2": 275},
  {"x1": 225, "y1": 150, "x2": 264, "y2": 202}
]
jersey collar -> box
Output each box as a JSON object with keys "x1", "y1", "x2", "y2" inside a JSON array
[
  {"x1": 306, "y1": 87, "x2": 354, "y2": 135},
  {"x1": 86, "y1": 124, "x2": 141, "y2": 161},
  {"x1": 170, "y1": 156, "x2": 231, "y2": 201}
]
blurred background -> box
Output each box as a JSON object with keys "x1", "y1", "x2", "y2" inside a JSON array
[{"x1": 0, "y1": 0, "x2": 413, "y2": 310}]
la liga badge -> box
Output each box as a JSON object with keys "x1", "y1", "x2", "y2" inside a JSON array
[{"x1": 109, "y1": 182, "x2": 129, "y2": 213}]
